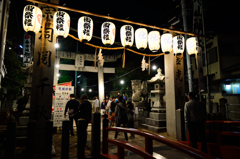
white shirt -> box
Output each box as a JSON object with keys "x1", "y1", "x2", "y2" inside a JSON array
[{"x1": 94, "y1": 99, "x2": 100, "y2": 107}]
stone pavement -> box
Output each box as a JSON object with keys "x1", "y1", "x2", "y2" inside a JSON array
[{"x1": 52, "y1": 120, "x2": 195, "y2": 159}]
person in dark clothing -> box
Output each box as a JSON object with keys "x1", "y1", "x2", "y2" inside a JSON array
[
  {"x1": 64, "y1": 94, "x2": 80, "y2": 137},
  {"x1": 17, "y1": 94, "x2": 29, "y2": 114},
  {"x1": 126, "y1": 97, "x2": 135, "y2": 139},
  {"x1": 114, "y1": 96, "x2": 128, "y2": 141},
  {"x1": 108, "y1": 97, "x2": 116, "y2": 127},
  {"x1": 184, "y1": 92, "x2": 208, "y2": 153},
  {"x1": 78, "y1": 94, "x2": 92, "y2": 154},
  {"x1": 100, "y1": 99, "x2": 107, "y2": 115}
]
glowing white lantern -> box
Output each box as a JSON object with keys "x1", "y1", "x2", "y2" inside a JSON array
[
  {"x1": 148, "y1": 31, "x2": 160, "y2": 52},
  {"x1": 186, "y1": 37, "x2": 198, "y2": 55},
  {"x1": 101, "y1": 22, "x2": 116, "y2": 45},
  {"x1": 78, "y1": 16, "x2": 93, "y2": 42},
  {"x1": 120, "y1": 25, "x2": 134, "y2": 47},
  {"x1": 161, "y1": 33, "x2": 173, "y2": 54},
  {"x1": 135, "y1": 28, "x2": 148, "y2": 50},
  {"x1": 23, "y1": 5, "x2": 42, "y2": 33},
  {"x1": 53, "y1": 11, "x2": 70, "y2": 38},
  {"x1": 173, "y1": 35, "x2": 185, "y2": 54}
]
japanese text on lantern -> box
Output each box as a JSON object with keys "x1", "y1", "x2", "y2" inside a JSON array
[
  {"x1": 56, "y1": 11, "x2": 65, "y2": 31},
  {"x1": 103, "y1": 23, "x2": 110, "y2": 40},
  {"x1": 177, "y1": 36, "x2": 183, "y2": 50},
  {"x1": 125, "y1": 26, "x2": 132, "y2": 42},
  {"x1": 24, "y1": 5, "x2": 34, "y2": 27},
  {"x1": 83, "y1": 17, "x2": 91, "y2": 36}
]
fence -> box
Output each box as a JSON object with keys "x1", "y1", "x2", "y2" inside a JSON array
[{"x1": 101, "y1": 116, "x2": 215, "y2": 159}]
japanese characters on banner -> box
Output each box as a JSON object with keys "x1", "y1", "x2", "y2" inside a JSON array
[
  {"x1": 75, "y1": 54, "x2": 84, "y2": 68},
  {"x1": 53, "y1": 85, "x2": 74, "y2": 127},
  {"x1": 23, "y1": 33, "x2": 32, "y2": 65}
]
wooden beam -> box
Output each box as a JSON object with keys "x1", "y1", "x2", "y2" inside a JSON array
[{"x1": 59, "y1": 64, "x2": 115, "y2": 73}]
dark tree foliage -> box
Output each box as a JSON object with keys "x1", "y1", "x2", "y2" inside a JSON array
[{"x1": 1, "y1": 40, "x2": 27, "y2": 99}]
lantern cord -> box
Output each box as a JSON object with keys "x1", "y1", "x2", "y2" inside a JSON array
[
  {"x1": 94, "y1": 48, "x2": 97, "y2": 69},
  {"x1": 148, "y1": 56, "x2": 151, "y2": 75},
  {"x1": 122, "y1": 48, "x2": 125, "y2": 68},
  {"x1": 68, "y1": 34, "x2": 165, "y2": 57},
  {"x1": 25, "y1": 0, "x2": 202, "y2": 37}
]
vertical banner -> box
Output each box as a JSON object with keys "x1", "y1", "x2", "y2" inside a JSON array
[
  {"x1": 23, "y1": 33, "x2": 32, "y2": 66},
  {"x1": 54, "y1": 86, "x2": 74, "y2": 127}
]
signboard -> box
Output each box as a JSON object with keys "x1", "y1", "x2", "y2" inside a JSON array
[
  {"x1": 53, "y1": 86, "x2": 74, "y2": 127},
  {"x1": 75, "y1": 54, "x2": 84, "y2": 68}
]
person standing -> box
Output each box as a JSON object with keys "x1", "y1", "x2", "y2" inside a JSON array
[
  {"x1": 64, "y1": 94, "x2": 80, "y2": 137},
  {"x1": 93, "y1": 96, "x2": 100, "y2": 113},
  {"x1": 184, "y1": 92, "x2": 208, "y2": 153},
  {"x1": 114, "y1": 96, "x2": 128, "y2": 141},
  {"x1": 107, "y1": 97, "x2": 116, "y2": 127},
  {"x1": 78, "y1": 94, "x2": 92, "y2": 153},
  {"x1": 100, "y1": 99, "x2": 107, "y2": 115},
  {"x1": 122, "y1": 93, "x2": 127, "y2": 102},
  {"x1": 126, "y1": 97, "x2": 135, "y2": 139}
]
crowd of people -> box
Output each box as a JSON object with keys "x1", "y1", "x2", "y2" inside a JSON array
[
  {"x1": 64, "y1": 91, "x2": 208, "y2": 153},
  {"x1": 92, "y1": 92, "x2": 135, "y2": 141}
]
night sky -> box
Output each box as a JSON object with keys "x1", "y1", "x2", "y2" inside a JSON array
[{"x1": 6, "y1": 0, "x2": 240, "y2": 97}]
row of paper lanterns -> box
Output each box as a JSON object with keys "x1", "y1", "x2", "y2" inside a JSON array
[{"x1": 23, "y1": 5, "x2": 198, "y2": 55}]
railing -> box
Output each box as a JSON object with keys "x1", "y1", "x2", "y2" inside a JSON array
[
  {"x1": 205, "y1": 120, "x2": 240, "y2": 145},
  {"x1": 101, "y1": 117, "x2": 215, "y2": 159}
]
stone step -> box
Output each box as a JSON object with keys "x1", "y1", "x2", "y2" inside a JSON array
[
  {"x1": 149, "y1": 112, "x2": 166, "y2": 120},
  {"x1": 145, "y1": 118, "x2": 166, "y2": 127},
  {"x1": 19, "y1": 116, "x2": 29, "y2": 126},
  {"x1": 16, "y1": 126, "x2": 28, "y2": 137},
  {"x1": 16, "y1": 136, "x2": 27, "y2": 147},
  {"x1": 142, "y1": 124, "x2": 166, "y2": 133}
]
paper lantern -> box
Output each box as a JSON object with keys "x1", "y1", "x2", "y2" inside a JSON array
[
  {"x1": 148, "y1": 31, "x2": 160, "y2": 52},
  {"x1": 173, "y1": 35, "x2": 185, "y2": 54},
  {"x1": 135, "y1": 28, "x2": 148, "y2": 50},
  {"x1": 78, "y1": 16, "x2": 93, "y2": 42},
  {"x1": 186, "y1": 37, "x2": 198, "y2": 55},
  {"x1": 120, "y1": 25, "x2": 134, "y2": 47},
  {"x1": 23, "y1": 5, "x2": 42, "y2": 33},
  {"x1": 101, "y1": 22, "x2": 116, "y2": 46},
  {"x1": 53, "y1": 11, "x2": 70, "y2": 38},
  {"x1": 161, "y1": 33, "x2": 172, "y2": 54}
]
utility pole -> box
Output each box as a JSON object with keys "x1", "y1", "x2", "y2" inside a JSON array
[{"x1": 181, "y1": 0, "x2": 193, "y2": 93}]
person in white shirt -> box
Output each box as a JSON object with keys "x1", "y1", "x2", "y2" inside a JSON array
[{"x1": 93, "y1": 96, "x2": 100, "y2": 113}]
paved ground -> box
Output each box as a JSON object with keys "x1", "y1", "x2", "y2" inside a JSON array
[{"x1": 51, "y1": 121, "x2": 195, "y2": 159}]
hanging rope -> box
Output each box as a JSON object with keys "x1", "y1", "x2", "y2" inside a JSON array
[
  {"x1": 94, "y1": 48, "x2": 97, "y2": 69},
  {"x1": 148, "y1": 56, "x2": 150, "y2": 75},
  {"x1": 68, "y1": 34, "x2": 165, "y2": 57},
  {"x1": 122, "y1": 48, "x2": 125, "y2": 68}
]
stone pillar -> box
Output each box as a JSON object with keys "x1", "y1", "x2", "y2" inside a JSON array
[
  {"x1": 98, "y1": 63, "x2": 104, "y2": 103},
  {"x1": 164, "y1": 50, "x2": 185, "y2": 138},
  {"x1": 29, "y1": 0, "x2": 58, "y2": 156}
]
